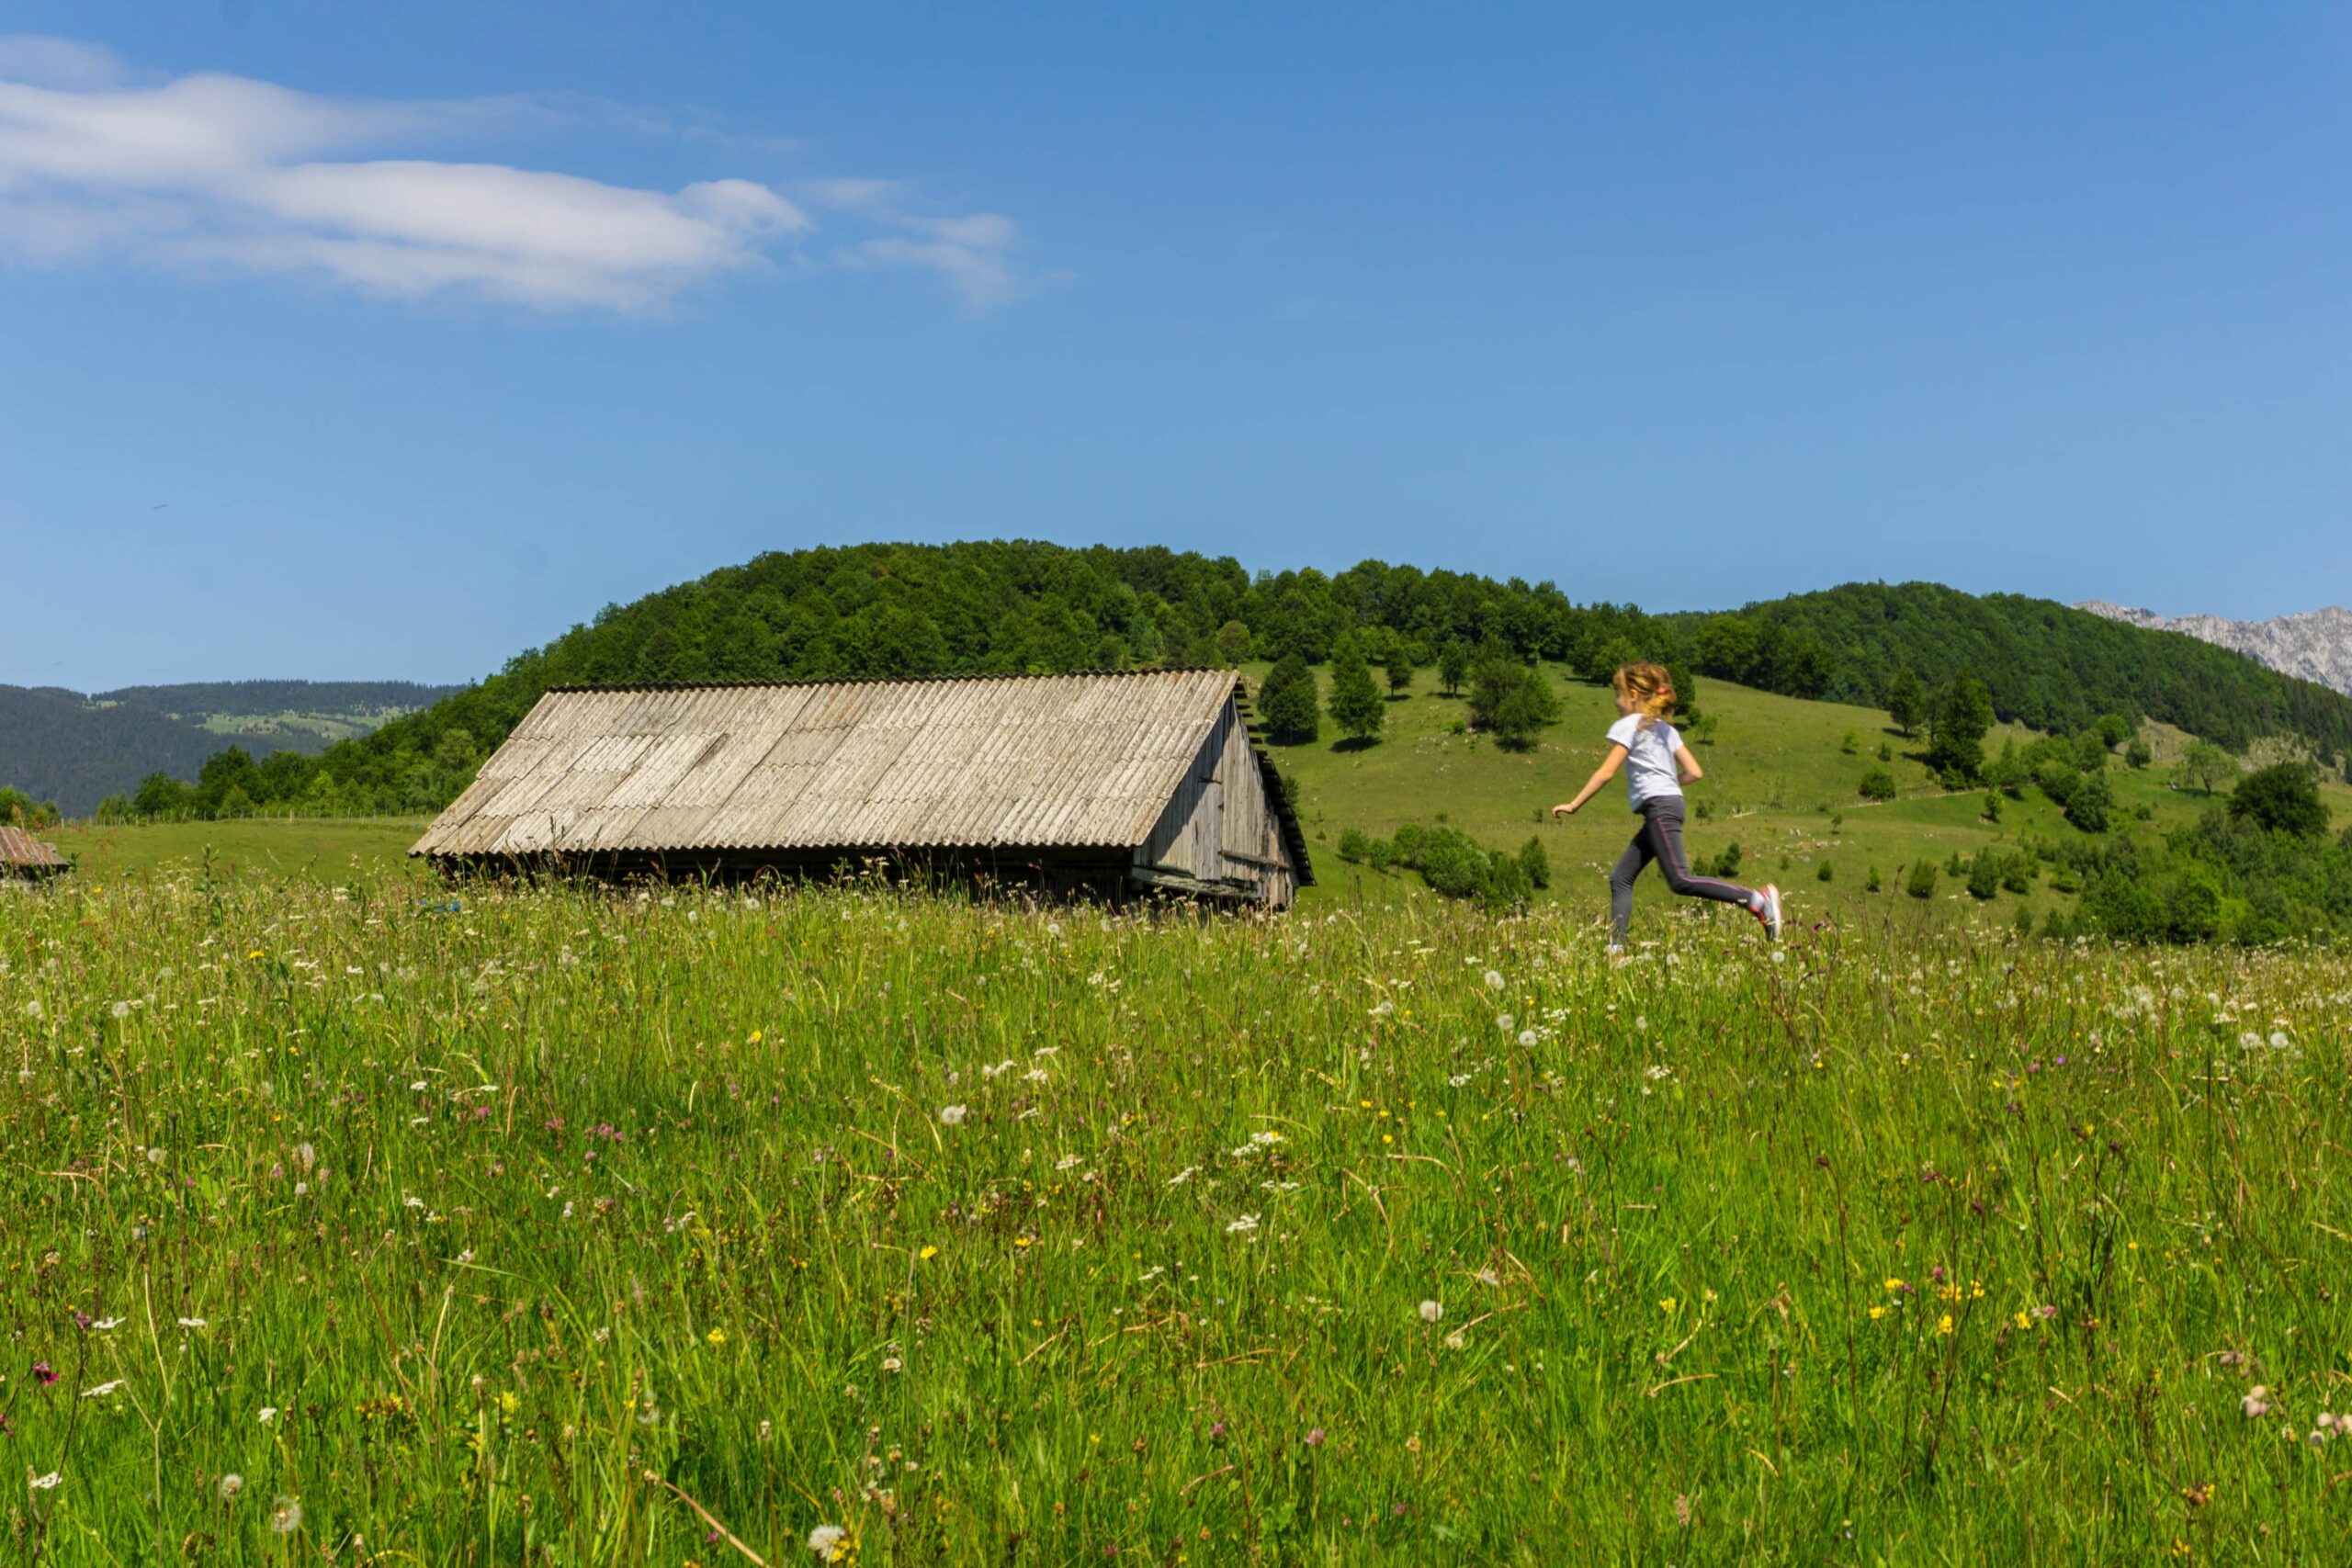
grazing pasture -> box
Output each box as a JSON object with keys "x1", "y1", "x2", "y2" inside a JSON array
[{"x1": 5, "y1": 876, "x2": 2348, "y2": 1563}]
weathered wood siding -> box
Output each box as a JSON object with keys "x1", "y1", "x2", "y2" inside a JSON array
[{"x1": 1134, "y1": 697, "x2": 1296, "y2": 908}]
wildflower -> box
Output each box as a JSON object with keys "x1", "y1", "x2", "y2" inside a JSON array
[
  {"x1": 1226, "y1": 1214, "x2": 1260, "y2": 1235},
  {"x1": 1658, "y1": 1298, "x2": 1678, "y2": 1315},
  {"x1": 268, "y1": 1496, "x2": 303, "y2": 1534},
  {"x1": 1443, "y1": 1330, "x2": 1466, "y2": 1351},
  {"x1": 2013, "y1": 1311, "x2": 2032, "y2": 1331},
  {"x1": 91, "y1": 1317, "x2": 122, "y2": 1332},
  {"x1": 1868, "y1": 1306, "x2": 1885, "y2": 1320},
  {"x1": 881, "y1": 1356, "x2": 902, "y2": 1373},
  {"x1": 706, "y1": 1328, "x2": 727, "y2": 1348},
  {"x1": 82, "y1": 1380, "x2": 125, "y2": 1399},
  {"x1": 918, "y1": 1246, "x2": 938, "y2": 1260},
  {"x1": 1483, "y1": 970, "x2": 1504, "y2": 990},
  {"x1": 2242, "y1": 1386, "x2": 2271, "y2": 1419},
  {"x1": 1936, "y1": 1314, "x2": 1954, "y2": 1337},
  {"x1": 218, "y1": 1473, "x2": 243, "y2": 1501},
  {"x1": 1883, "y1": 1278, "x2": 1905, "y2": 1292},
  {"x1": 938, "y1": 1105, "x2": 967, "y2": 1126},
  {"x1": 32, "y1": 1361, "x2": 57, "y2": 1386},
  {"x1": 175, "y1": 1317, "x2": 205, "y2": 1329},
  {"x1": 1306, "y1": 1427, "x2": 1326, "y2": 1447},
  {"x1": 258, "y1": 1405, "x2": 279, "y2": 1424},
  {"x1": 30, "y1": 1472, "x2": 61, "y2": 1490},
  {"x1": 110, "y1": 1000, "x2": 131, "y2": 1020},
  {"x1": 1419, "y1": 1300, "x2": 1443, "y2": 1324},
  {"x1": 808, "y1": 1524, "x2": 852, "y2": 1562}
]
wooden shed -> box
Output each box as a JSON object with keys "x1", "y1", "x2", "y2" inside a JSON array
[
  {"x1": 0, "y1": 826, "x2": 69, "y2": 879},
  {"x1": 411, "y1": 670, "x2": 1311, "y2": 908}
]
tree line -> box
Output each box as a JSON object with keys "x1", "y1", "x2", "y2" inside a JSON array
[{"x1": 94, "y1": 541, "x2": 2352, "y2": 822}]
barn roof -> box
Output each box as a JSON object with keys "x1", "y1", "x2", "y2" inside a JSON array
[
  {"x1": 0, "y1": 826, "x2": 67, "y2": 870},
  {"x1": 413, "y1": 669, "x2": 1306, "y2": 865}
]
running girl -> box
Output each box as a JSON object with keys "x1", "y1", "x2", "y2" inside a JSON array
[{"x1": 1551, "y1": 662, "x2": 1781, "y2": 948}]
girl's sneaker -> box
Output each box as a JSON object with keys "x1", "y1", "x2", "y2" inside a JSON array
[{"x1": 1756, "y1": 885, "x2": 1782, "y2": 942}]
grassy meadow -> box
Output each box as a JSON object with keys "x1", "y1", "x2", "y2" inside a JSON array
[
  {"x1": 1261, "y1": 667, "x2": 2351, "y2": 930},
  {"x1": 39, "y1": 818, "x2": 433, "y2": 889},
  {"x1": 6, "y1": 873, "x2": 2350, "y2": 1563}
]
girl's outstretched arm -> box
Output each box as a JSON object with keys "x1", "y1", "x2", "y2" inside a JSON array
[
  {"x1": 1552, "y1": 744, "x2": 1628, "y2": 818},
  {"x1": 1675, "y1": 743, "x2": 1703, "y2": 784}
]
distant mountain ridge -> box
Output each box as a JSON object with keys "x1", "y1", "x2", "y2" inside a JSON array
[
  {"x1": 0, "y1": 680, "x2": 459, "y2": 817},
  {"x1": 2075, "y1": 602, "x2": 2352, "y2": 697}
]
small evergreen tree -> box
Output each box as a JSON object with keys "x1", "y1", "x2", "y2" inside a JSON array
[
  {"x1": 1905, "y1": 861, "x2": 1939, "y2": 899},
  {"x1": 1259, "y1": 655, "x2": 1321, "y2": 744},
  {"x1": 1886, "y1": 668, "x2": 1927, "y2": 737},
  {"x1": 1966, "y1": 851, "x2": 2001, "y2": 900},
  {"x1": 1865, "y1": 864, "x2": 1883, "y2": 893},
  {"x1": 2064, "y1": 771, "x2": 2111, "y2": 833},
  {"x1": 1327, "y1": 633, "x2": 1385, "y2": 743},
  {"x1": 1517, "y1": 835, "x2": 1551, "y2": 890},
  {"x1": 1927, "y1": 671, "x2": 1994, "y2": 781}
]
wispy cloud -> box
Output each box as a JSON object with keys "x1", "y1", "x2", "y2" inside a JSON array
[{"x1": 0, "y1": 37, "x2": 1029, "y2": 313}]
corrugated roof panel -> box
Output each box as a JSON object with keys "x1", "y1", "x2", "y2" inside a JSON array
[{"x1": 414, "y1": 671, "x2": 1285, "y2": 859}]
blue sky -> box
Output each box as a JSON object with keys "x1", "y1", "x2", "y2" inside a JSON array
[{"x1": 4, "y1": 3, "x2": 2348, "y2": 690}]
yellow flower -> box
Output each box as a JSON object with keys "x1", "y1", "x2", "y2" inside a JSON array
[
  {"x1": 1658, "y1": 1297, "x2": 1678, "y2": 1315},
  {"x1": 919, "y1": 1246, "x2": 938, "y2": 1260},
  {"x1": 247, "y1": 950, "x2": 265, "y2": 960},
  {"x1": 1936, "y1": 1314, "x2": 1954, "y2": 1337},
  {"x1": 1868, "y1": 1306, "x2": 1886, "y2": 1320},
  {"x1": 1884, "y1": 1278, "x2": 1905, "y2": 1292},
  {"x1": 2013, "y1": 1311, "x2": 2032, "y2": 1331},
  {"x1": 706, "y1": 1328, "x2": 727, "y2": 1348},
  {"x1": 1381, "y1": 1134, "x2": 1393, "y2": 1145},
  {"x1": 497, "y1": 1391, "x2": 519, "y2": 1415}
]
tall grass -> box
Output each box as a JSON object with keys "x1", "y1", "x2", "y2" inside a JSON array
[{"x1": 5, "y1": 877, "x2": 2347, "y2": 1563}]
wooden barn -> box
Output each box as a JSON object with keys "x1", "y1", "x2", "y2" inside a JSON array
[
  {"x1": 411, "y1": 670, "x2": 1311, "y2": 908},
  {"x1": 0, "y1": 826, "x2": 69, "y2": 880}
]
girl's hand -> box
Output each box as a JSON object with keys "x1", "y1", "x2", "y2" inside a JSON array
[{"x1": 1551, "y1": 801, "x2": 1579, "y2": 818}]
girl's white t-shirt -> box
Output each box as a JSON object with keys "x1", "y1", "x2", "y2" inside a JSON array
[{"x1": 1606, "y1": 714, "x2": 1683, "y2": 810}]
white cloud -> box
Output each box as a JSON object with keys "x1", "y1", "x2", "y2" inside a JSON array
[
  {"x1": 0, "y1": 39, "x2": 1027, "y2": 313},
  {"x1": 806, "y1": 179, "x2": 1028, "y2": 313}
]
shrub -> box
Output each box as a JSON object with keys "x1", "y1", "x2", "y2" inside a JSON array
[
  {"x1": 1336, "y1": 828, "x2": 1372, "y2": 863},
  {"x1": 2231, "y1": 763, "x2": 2328, "y2": 840},
  {"x1": 2064, "y1": 772, "x2": 2111, "y2": 834},
  {"x1": 2125, "y1": 737, "x2": 2153, "y2": 770},
  {"x1": 1704, "y1": 840, "x2": 1743, "y2": 880},
  {"x1": 1865, "y1": 865, "x2": 1883, "y2": 893},
  {"x1": 1966, "y1": 851, "x2": 2001, "y2": 900},
  {"x1": 1905, "y1": 861, "x2": 1938, "y2": 899},
  {"x1": 1840, "y1": 730, "x2": 1860, "y2": 755},
  {"x1": 1816, "y1": 861, "x2": 1835, "y2": 883},
  {"x1": 2001, "y1": 856, "x2": 2033, "y2": 895},
  {"x1": 1390, "y1": 822, "x2": 1428, "y2": 865},
  {"x1": 1858, "y1": 768, "x2": 1898, "y2": 802},
  {"x1": 1365, "y1": 838, "x2": 1395, "y2": 872},
  {"x1": 1417, "y1": 827, "x2": 1494, "y2": 902},
  {"x1": 1876, "y1": 741, "x2": 1894, "y2": 762},
  {"x1": 1982, "y1": 792, "x2": 2002, "y2": 823},
  {"x1": 1517, "y1": 835, "x2": 1551, "y2": 890}
]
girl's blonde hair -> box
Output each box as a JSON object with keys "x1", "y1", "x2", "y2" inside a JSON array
[{"x1": 1611, "y1": 661, "x2": 1677, "y2": 728}]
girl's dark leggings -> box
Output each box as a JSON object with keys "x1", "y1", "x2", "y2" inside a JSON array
[{"x1": 1609, "y1": 797, "x2": 1757, "y2": 944}]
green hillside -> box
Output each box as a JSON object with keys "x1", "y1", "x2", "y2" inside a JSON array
[
  {"x1": 1264, "y1": 664, "x2": 2352, "y2": 942},
  {"x1": 109, "y1": 542, "x2": 2352, "y2": 821}
]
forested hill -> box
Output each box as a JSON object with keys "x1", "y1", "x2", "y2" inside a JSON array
[
  {"x1": 1668, "y1": 582, "x2": 2352, "y2": 761},
  {"x1": 119, "y1": 543, "x2": 2352, "y2": 818}
]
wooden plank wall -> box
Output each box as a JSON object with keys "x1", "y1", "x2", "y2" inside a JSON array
[{"x1": 1135, "y1": 698, "x2": 1296, "y2": 908}]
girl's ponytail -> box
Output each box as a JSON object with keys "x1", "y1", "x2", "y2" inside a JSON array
[{"x1": 1611, "y1": 661, "x2": 1677, "y2": 729}]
